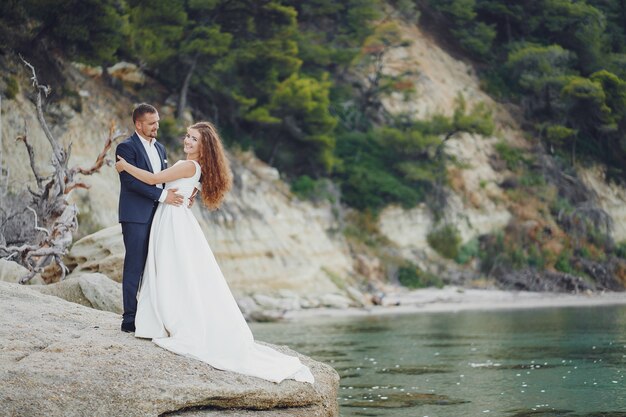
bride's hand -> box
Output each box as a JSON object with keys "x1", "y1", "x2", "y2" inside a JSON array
[{"x1": 115, "y1": 155, "x2": 127, "y2": 173}]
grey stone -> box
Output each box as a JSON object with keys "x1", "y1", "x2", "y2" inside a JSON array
[
  {"x1": 64, "y1": 225, "x2": 125, "y2": 283},
  {"x1": 0, "y1": 281, "x2": 339, "y2": 417},
  {"x1": 30, "y1": 272, "x2": 122, "y2": 314},
  {"x1": 0, "y1": 258, "x2": 29, "y2": 283},
  {"x1": 319, "y1": 294, "x2": 352, "y2": 309}
]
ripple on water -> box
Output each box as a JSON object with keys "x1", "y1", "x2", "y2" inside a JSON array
[
  {"x1": 377, "y1": 364, "x2": 452, "y2": 375},
  {"x1": 342, "y1": 392, "x2": 469, "y2": 409},
  {"x1": 333, "y1": 324, "x2": 391, "y2": 334},
  {"x1": 506, "y1": 409, "x2": 626, "y2": 417},
  {"x1": 352, "y1": 345, "x2": 380, "y2": 352},
  {"x1": 507, "y1": 409, "x2": 575, "y2": 417},
  {"x1": 489, "y1": 344, "x2": 626, "y2": 364},
  {"x1": 424, "y1": 342, "x2": 474, "y2": 348},
  {"x1": 333, "y1": 366, "x2": 362, "y2": 379},
  {"x1": 468, "y1": 362, "x2": 561, "y2": 370},
  {"x1": 306, "y1": 349, "x2": 348, "y2": 358}
]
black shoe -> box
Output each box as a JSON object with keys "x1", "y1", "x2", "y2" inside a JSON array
[{"x1": 121, "y1": 322, "x2": 136, "y2": 333}]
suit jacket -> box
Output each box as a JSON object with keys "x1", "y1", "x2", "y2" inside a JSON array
[{"x1": 116, "y1": 133, "x2": 167, "y2": 223}]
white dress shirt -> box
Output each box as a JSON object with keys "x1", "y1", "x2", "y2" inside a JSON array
[{"x1": 136, "y1": 132, "x2": 167, "y2": 203}]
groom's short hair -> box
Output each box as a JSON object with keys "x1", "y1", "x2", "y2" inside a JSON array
[{"x1": 132, "y1": 103, "x2": 158, "y2": 123}]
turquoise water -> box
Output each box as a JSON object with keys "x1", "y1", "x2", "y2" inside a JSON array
[{"x1": 250, "y1": 305, "x2": 626, "y2": 417}]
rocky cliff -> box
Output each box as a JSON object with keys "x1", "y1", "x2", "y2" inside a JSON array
[
  {"x1": 2, "y1": 12, "x2": 626, "y2": 299},
  {"x1": 373, "y1": 18, "x2": 626, "y2": 281},
  {"x1": 377, "y1": 20, "x2": 517, "y2": 254},
  {"x1": 0, "y1": 61, "x2": 362, "y2": 312}
]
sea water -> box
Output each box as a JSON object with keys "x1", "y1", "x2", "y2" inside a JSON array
[{"x1": 251, "y1": 305, "x2": 626, "y2": 417}]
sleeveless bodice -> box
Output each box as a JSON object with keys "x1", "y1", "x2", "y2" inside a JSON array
[{"x1": 164, "y1": 160, "x2": 201, "y2": 203}]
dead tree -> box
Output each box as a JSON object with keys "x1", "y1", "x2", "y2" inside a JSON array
[{"x1": 0, "y1": 57, "x2": 124, "y2": 283}]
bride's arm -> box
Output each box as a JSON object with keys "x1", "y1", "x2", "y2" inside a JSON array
[{"x1": 116, "y1": 156, "x2": 196, "y2": 184}]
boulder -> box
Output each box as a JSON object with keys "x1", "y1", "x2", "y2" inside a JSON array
[
  {"x1": 65, "y1": 225, "x2": 125, "y2": 282},
  {"x1": 496, "y1": 268, "x2": 595, "y2": 293},
  {"x1": 0, "y1": 259, "x2": 44, "y2": 285},
  {"x1": 31, "y1": 272, "x2": 122, "y2": 314},
  {"x1": 318, "y1": 294, "x2": 353, "y2": 309},
  {"x1": 71, "y1": 62, "x2": 103, "y2": 78},
  {"x1": 106, "y1": 62, "x2": 146, "y2": 85},
  {"x1": 0, "y1": 281, "x2": 339, "y2": 417},
  {"x1": 0, "y1": 258, "x2": 29, "y2": 283}
]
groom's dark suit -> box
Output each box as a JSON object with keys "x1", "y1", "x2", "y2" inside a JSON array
[{"x1": 116, "y1": 133, "x2": 167, "y2": 327}]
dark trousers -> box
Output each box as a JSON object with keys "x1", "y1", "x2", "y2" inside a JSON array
[{"x1": 120, "y1": 220, "x2": 154, "y2": 325}]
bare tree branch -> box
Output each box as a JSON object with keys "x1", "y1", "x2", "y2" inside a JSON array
[
  {"x1": 69, "y1": 122, "x2": 125, "y2": 179},
  {"x1": 19, "y1": 55, "x2": 66, "y2": 172},
  {"x1": 26, "y1": 206, "x2": 50, "y2": 236},
  {"x1": 0, "y1": 59, "x2": 124, "y2": 283},
  {"x1": 16, "y1": 130, "x2": 46, "y2": 189}
]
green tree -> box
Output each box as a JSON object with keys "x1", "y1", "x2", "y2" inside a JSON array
[
  {"x1": 335, "y1": 97, "x2": 493, "y2": 212},
  {"x1": 429, "y1": 0, "x2": 496, "y2": 58},
  {"x1": 588, "y1": 0, "x2": 626, "y2": 53},
  {"x1": 353, "y1": 21, "x2": 414, "y2": 124},
  {"x1": 505, "y1": 44, "x2": 576, "y2": 117},
  {"x1": 285, "y1": 0, "x2": 381, "y2": 73},
  {"x1": 176, "y1": 23, "x2": 232, "y2": 120},
  {"x1": 267, "y1": 73, "x2": 338, "y2": 174},
  {"x1": 28, "y1": 0, "x2": 127, "y2": 63},
  {"x1": 560, "y1": 76, "x2": 610, "y2": 162},
  {"x1": 126, "y1": 0, "x2": 187, "y2": 66},
  {"x1": 539, "y1": 0, "x2": 606, "y2": 73},
  {"x1": 0, "y1": 1, "x2": 28, "y2": 53}
]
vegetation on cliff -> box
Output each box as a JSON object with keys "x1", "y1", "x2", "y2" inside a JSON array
[
  {"x1": 1, "y1": 0, "x2": 625, "y2": 291},
  {"x1": 424, "y1": 0, "x2": 626, "y2": 181}
]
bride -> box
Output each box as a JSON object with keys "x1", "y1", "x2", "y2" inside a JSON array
[{"x1": 115, "y1": 121, "x2": 314, "y2": 384}]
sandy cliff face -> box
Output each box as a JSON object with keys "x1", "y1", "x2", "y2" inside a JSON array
[
  {"x1": 371, "y1": 16, "x2": 626, "y2": 272},
  {"x1": 193, "y1": 153, "x2": 353, "y2": 300},
  {"x1": 579, "y1": 167, "x2": 626, "y2": 242},
  {"x1": 375, "y1": 20, "x2": 515, "y2": 258}
]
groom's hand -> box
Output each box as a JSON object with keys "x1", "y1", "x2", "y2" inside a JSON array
[
  {"x1": 188, "y1": 188, "x2": 198, "y2": 208},
  {"x1": 164, "y1": 188, "x2": 184, "y2": 206}
]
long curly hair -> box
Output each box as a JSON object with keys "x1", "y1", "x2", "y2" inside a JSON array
[{"x1": 191, "y1": 121, "x2": 232, "y2": 209}]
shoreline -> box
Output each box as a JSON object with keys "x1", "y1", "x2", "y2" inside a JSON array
[{"x1": 283, "y1": 286, "x2": 626, "y2": 321}]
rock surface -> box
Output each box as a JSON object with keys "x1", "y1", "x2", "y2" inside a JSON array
[
  {"x1": 31, "y1": 272, "x2": 122, "y2": 313},
  {"x1": 0, "y1": 258, "x2": 29, "y2": 283},
  {"x1": 0, "y1": 259, "x2": 44, "y2": 285},
  {"x1": 0, "y1": 281, "x2": 339, "y2": 417},
  {"x1": 376, "y1": 20, "x2": 514, "y2": 257},
  {"x1": 65, "y1": 225, "x2": 126, "y2": 282},
  {"x1": 192, "y1": 153, "x2": 357, "y2": 302},
  {"x1": 107, "y1": 61, "x2": 146, "y2": 85},
  {"x1": 579, "y1": 166, "x2": 626, "y2": 242}
]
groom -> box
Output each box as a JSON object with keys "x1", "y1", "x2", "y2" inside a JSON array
[{"x1": 116, "y1": 103, "x2": 183, "y2": 333}]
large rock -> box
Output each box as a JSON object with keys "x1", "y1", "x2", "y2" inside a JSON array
[
  {"x1": 107, "y1": 61, "x2": 146, "y2": 85},
  {"x1": 0, "y1": 259, "x2": 44, "y2": 285},
  {"x1": 496, "y1": 268, "x2": 595, "y2": 293},
  {"x1": 0, "y1": 259, "x2": 29, "y2": 283},
  {"x1": 65, "y1": 225, "x2": 125, "y2": 282},
  {"x1": 0, "y1": 281, "x2": 339, "y2": 417},
  {"x1": 31, "y1": 272, "x2": 122, "y2": 313},
  {"x1": 579, "y1": 166, "x2": 626, "y2": 242}
]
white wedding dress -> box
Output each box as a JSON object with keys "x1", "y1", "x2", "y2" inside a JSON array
[{"x1": 134, "y1": 160, "x2": 314, "y2": 384}]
